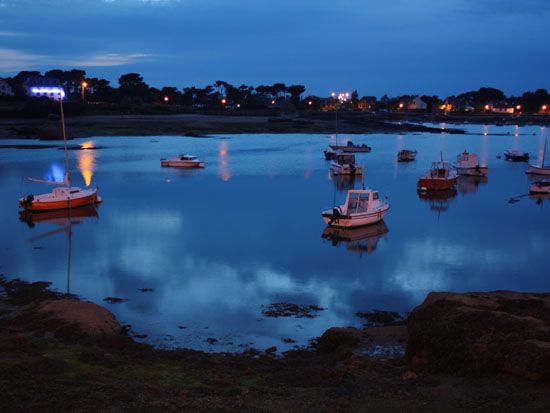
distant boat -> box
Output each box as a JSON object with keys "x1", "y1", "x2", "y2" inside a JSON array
[
  {"x1": 529, "y1": 179, "x2": 550, "y2": 194},
  {"x1": 454, "y1": 150, "x2": 488, "y2": 176},
  {"x1": 322, "y1": 188, "x2": 389, "y2": 228},
  {"x1": 329, "y1": 141, "x2": 372, "y2": 153},
  {"x1": 160, "y1": 154, "x2": 205, "y2": 168},
  {"x1": 19, "y1": 92, "x2": 101, "y2": 212},
  {"x1": 526, "y1": 139, "x2": 550, "y2": 176},
  {"x1": 397, "y1": 149, "x2": 417, "y2": 162},
  {"x1": 330, "y1": 152, "x2": 364, "y2": 175},
  {"x1": 417, "y1": 157, "x2": 458, "y2": 191},
  {"x1": 504, "y1": 149, "x2": 529, "y2": 162}
]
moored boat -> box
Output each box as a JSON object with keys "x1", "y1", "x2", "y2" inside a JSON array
[
  {"x1": 526, "y1": 139, "x2": 550, "y2": 175},
  {"x1": 529, "y1": 179, "x2": 550, "y2": 194},
  {"x1": 329, "y1": 152, "x2": 364, "y2": 175},
  {"x1": 19, "y1": 187, "x2": 101, "y2": 211},
  {"x1": 161, "y1": 154, "x2": 205, "y2": 168},
  {"x1": 324, "y1": 146, "x2": 337, "y2": 160},
  {"x1": 329, "y1": 141, "x2": 372, "y2": 153},
  {"x1": 18, "y1": 89, "x2": 101, "y2": 212},
  {"x1": 397, "y1": 149, "x2": 417, "y2": 162},
  {"x1": 417, "y1": 161, "x2": 458, "y2": 191},
  {"x1": 454, "y1": 150, "x2": 488, "y2": 176},
  {"x1": 504, "y1": 149, "x2": 529, "y2": 162},
  {"x1": 322, "y1": 188, "x2": 389, "y2": 228}
]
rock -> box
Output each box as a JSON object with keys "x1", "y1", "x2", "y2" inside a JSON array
[
  {"x1": 38, "y1": 299, "x2": 122, "y2": 337},
  {"x1": 103, "y1": 297, "x2": 127, "y2": 304},
  {"x1": 206, "y1": 337, "x2": 218, "y2": 344},
  {"x1": 315, "y1": 327, "x2": 362, "y2": 354},
  {"x1": 406, "y1": 291, "x2": 550, "y2": 381},
  {"x1": 265, "y1": 346, "x2": 277, "y2": 354},
  {"x1": 402, "y1": 370, "x2": 417, "y2": 381}
]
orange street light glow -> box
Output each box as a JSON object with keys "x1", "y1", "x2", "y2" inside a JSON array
[
  {"x1": 308, "y1": 100, "x2": 312, "y2": 105},
  {"x1": 271, "y1": 100, "x2": 275, "y2": 104},
  {"x1": 516, "y1": 105, "x2": 521, "y2": 110},
  {"x1": 81, "y1": 81, "x2": 87, "y2": 88},
  {"x1": 484, "y1": 104, "x2": 490, "y2": 110},
  {"x1": 221, "y1": 98, "x2": 227, "y2": 104},
  {"x1": 399, "y1": 103, "x2": 404, "y2": 108},
  {"x1": 163, "y1": 96, "x2": 169, "y2": 102},
  {"x1": 543, "y1": 105, "x2": 548, "y2": 111}
]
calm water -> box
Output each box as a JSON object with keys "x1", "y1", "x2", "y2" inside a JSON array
[{"x1": 1, "y1": 124, "x2": 549, "y2": 351}]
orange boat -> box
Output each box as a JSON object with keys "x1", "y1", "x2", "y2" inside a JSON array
[
  {"x1": 417, "y1": 161, "x2": 457, "y2": 191},
  {"x1": 18, "y1": 89, "x2": 101, "y2": 212}
]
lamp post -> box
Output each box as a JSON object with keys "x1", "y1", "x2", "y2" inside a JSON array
[{"x1": 81, "y1": 81, "x2": 88, "y2": 101}]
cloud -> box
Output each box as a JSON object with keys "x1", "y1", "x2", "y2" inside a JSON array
[
  {"x1": 0, "y1": 31, "x2": 24, "y2": 36},
  {"x1": 0, "y1": 48, "x2": 152, "y2": 73}
]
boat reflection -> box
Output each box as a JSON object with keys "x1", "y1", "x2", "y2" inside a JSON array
[
  {"x1": 20, "y1": 205, "x2": 99, "y2": 294},
  {"x1": 321, "y1": 221, "x2": 389, "y2": 255},
  {"x1": 418, "y1": 188, "x2": 457, "y2": 213},
  {"x1": 330, "y1": 173, "x2": 357, "y2": 191},
  {"x1": 457, "y1": 175, "x2": 488, "y2": 195},
  {"x1": 19, "y1": 204, "x2": 99, "y2": 228}
]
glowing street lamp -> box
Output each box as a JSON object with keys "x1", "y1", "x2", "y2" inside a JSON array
[
  {"x1": 484, "y1": 104, "x2": 490, "y2": 111},
  {"x1": 163, "y1": 96, "x2": 169, "y2": 103},
  {"x1": 271, "y1": 100, "x2": 276, "y2": 105},
  {"x1": 516, "y1": 104, "x2": 521, "y2": 111},
  {"x1": 221, "y1": 98, "x2": 227, "y2": 105},
  {"x1": 308, "y1": 100, "x2": 312, "y2": 106},
  {"x1": 81, "y1": 81, "x2": 88, "y2": 101},
  {"x1": 237, "y1": 103, "x2": 241, "y2": 108},
  {"x1": 542, "y1": 104, "x2": 548, "y2": 112},
  {"x1": 398, "y1": 103, "x2": 404, "y2": 110}
]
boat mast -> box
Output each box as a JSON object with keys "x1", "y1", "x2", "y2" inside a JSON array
[
  {"x1": 60, "y1": 96, "x2": 70, "y2": 187},
  {"x1": 543, "y1": 138, "x2": 547, "y2": 167}
]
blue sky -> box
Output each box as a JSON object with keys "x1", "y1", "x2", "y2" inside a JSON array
[{"x1": 0, "y1": 0, "x2": 549, "y2": 97}]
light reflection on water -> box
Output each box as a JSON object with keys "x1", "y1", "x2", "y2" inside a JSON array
[{"x1": 0, "y1": 124, "x2": 549, "y2": 352}]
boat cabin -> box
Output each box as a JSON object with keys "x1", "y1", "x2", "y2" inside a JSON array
[
  {"x1": 334, "y1": 153, "x2": 357, "y2": 165},
  {"x1": 178, "y1": 155, "x2": 197, "y2": 161},
  {"x1": 344, "y1": 190, "x2": 379, "y2": 214},
  {"x1": 457, "y1": 151, "x2": 479, "y2": 168},
  {"x1": 429, "y1": 161, "x2": 453, "y2": 178}
]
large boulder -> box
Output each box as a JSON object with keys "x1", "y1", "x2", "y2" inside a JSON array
[
  {"x1": 406, "y1": 291, "x2": 550, "y2": 381},
  {"x1": 38, "y1": 299, "x2": 122, "y2": 337}
]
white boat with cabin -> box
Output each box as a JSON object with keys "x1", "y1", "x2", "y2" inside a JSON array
[
  {"x1": 454, "y1": 150, "x2": 488, "y2": 176},
  {"x1": 329, "y1": 152, "x2": 364, "y2": 175},
  {"x1": 397, "y1": 149, "x2": 417, "y2": 162},
  {"x1": 322, "y1": 188, "x2": 389, "y2": 228},
  {"x1": 161, "y1": 154, "x2": 205, "y2": 168}
]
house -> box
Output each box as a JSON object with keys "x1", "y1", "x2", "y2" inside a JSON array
[
  {"x1": 407, "y1": 96, "x2": 427, "y2": 110},
  {"x1": 23, "y1": 76, "x2": 64, "y2": 99},
  {"x1": 358, "y1": 96, "x2": 377, "y2": 111},
  {"x1": 0, "y1": 78, "x2": 13, "y2": 96},
  {"x1": 489, "y1": 104, "x2": 515, "y2": 114}
]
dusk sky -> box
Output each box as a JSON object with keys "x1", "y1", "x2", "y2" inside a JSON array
[{"x1": 1, "y1": 0, "x2": 549, "y2": 97}]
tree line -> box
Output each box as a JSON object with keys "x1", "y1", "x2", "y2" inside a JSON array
[{"x1": 1, "y1": 69, "x2": 549, "y2": 115}]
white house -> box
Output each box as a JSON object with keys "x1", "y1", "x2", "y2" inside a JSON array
[
  {"x1": 0, "y1": 79, "x2": 13, "y2": 96},
  {"x1": 407, "y1": 96, "x2": 427, "y2": 110},
  {"x1": 23, "y1": 76, "x2": 64, "y2": 99}
]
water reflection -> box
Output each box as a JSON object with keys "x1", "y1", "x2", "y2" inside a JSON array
[
  {"x1": 330, "y1": 173, "x2": 357, "y2": 191},
  {"x1": 418, "y1": 188, "x2": 457, "y2": 213},
  {"x1": 217, "y1": 140, "x2": 231, "y2": 182},
  {"x1": 77, "y1": 141, "x2": 96, "y2": 187},
  {"x1": 457, "y1": 175, "x2": 488, "y2": 195},
  {"x1": 321, "y1": 221, "x2": 389, "y2": 255},
  {"x1": 20, "y1": 205, "x2": 99, "y2": 293}
]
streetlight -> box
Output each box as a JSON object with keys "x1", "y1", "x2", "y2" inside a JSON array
[
  {"x1": 81, "y1": 81, "x2": 88, "y2": 101},
  {"x1": 542, "y1": 104, "x2": 548, "y2": 111},
  {"x1": 163, "y1": 96, "x2": 169, "y2": 103},
  {"x1": 221, "y1": 98, "x2": 227, "y2": 105},
  {"x1": 484, "y1": 104, "x2": 490, "y2": 111},
  {"x1": 398, "y1": 103, "x2": 404, "y2": 110},
  {"x1": 516, "y1": 104, "x2": 521, "y2": 111},
  {"x1": 308, "y1": 100, "x2": 312, "y2": 106}
]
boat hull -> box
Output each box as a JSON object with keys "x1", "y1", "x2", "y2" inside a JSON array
[
  {"x1": 417, "y1": 177, "x2": 457, "y2": 191},
  {"x1": 530, "y1": 182, "x2": 550, "y2": 194},
  {"x1": 322, "y1": 205, "x2": 389, "y2": 228},
  {"x1": 526, "y1": 165, "x2": 550, "y2": 176},
  {"x1": 161, "y1": 160, "x2": 204, "y2": 168},
  {"x1": 19, "y1": 188, "x2": 100, "y2": 211},
  {"x1": 329, "y1": 145, "x2": 371, "y2": 153}
]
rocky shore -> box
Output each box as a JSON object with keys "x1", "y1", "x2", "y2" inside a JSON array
[
  {"x1": 0, "y1": 112, "x2": 464, "y2": 140},
  {"x1": 1, "y1": 276, "x2": 549, "y2": 411}
]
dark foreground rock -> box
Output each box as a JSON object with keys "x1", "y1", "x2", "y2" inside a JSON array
[
  {"x1": 407, "y1": 291, "x2": 550, "y2": 381},
  {"x1": 2, "y1": 277, "x2": 550, "y2": 411}
]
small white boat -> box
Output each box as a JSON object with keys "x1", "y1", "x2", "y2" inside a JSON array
[
  {"x1": 330, "y1": 152, "x2": 364, "y2": 175},
  {"x1": 161, "y1": 154, "x2": 205, "y2": 168},
  {"x1": 530, "y1": 179, "x2": 550, "y2": 194},
  {"x1": 454, "y1": 150, "x2": 488, "y2": 176},
  {"x1": 322, "y1": 188, "x2": 389, "y2": 228},
  {"x1": 504, "y1": 149, "x2": 529, "y2": 162},
  {"x1": 526, "y1": 139, "x2": 550, "y2": 176},
  {"x1": 397, "y1": 149, "x2": 417, "y2": 162}
]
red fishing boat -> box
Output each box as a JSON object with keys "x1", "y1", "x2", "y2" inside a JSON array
[{"x1": 417, "y1": 160, "x2": 457, "y2": 191}]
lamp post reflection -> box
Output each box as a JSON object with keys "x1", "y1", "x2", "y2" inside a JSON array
[
  {"x1": 78, "y1": 141, "x2": 96, "y2": 187},
  {"x1": 217, "y1": 141, "x2": 231, "y2": 182}
]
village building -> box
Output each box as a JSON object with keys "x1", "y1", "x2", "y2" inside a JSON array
[
  {"x1": 0, "y1": 78, "x2": 14, "y2": 96},
  {"x1": 23, "y1": 76, "x2": 64, "y2": 99},
  {"x1": 407, "y1": 96, "x2": 428, "y2": 110}
]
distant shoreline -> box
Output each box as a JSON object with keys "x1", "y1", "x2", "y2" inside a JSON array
[{"x1": 0, "y1": 111, "x2": 547, "y2": 140}]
